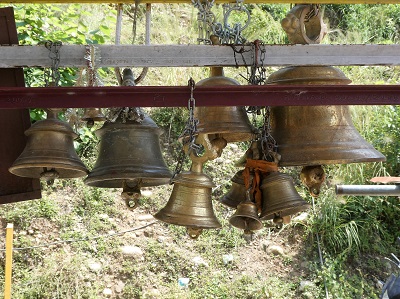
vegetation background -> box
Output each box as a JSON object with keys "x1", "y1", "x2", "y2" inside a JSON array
[{"x1": 0, "y1": 3, "x2": 399, "y2": 298}]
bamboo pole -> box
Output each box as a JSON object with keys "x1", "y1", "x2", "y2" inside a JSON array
[{"x1": 4, "y1": 223, "x2": 14, "y2": 299}]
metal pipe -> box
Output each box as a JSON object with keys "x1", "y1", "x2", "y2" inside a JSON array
[{"x1": 335, "y1": 184, "x2": 400, "y2": 196}]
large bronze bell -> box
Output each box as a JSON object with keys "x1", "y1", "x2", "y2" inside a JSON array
[
  {"x1": 194, "y1": 67, "x2": 256, "y2": 143},
  {"x1": 219, "y1": 170, "x2": 247, "y2": 209},
  {"x1": 154, "y1": 170, "x2": 221, "y2": 238},
  {"x1": 266, "y1": 66, "x2": 386, "y2": 166},
  {"x1": 229, "y1": 190, "x2": 263, "y2": 233},
  {"x1": 9, "y1": 109, "x2": 88, "y2": 183},
  {"x1": 259, "y1": 172, "x2": 310, "y2": 222},
  {"x1": 84, "y1": 113, "x2": 172, "y2": 204}
]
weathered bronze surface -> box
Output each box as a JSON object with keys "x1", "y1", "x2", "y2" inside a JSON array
[
  {"x1": 194, "y1": 67, "x2": 255, "y2": 143},
  {"x1": 9, "y1": 109, "x2": 88, "y2": 180},
  {"x1": 219, "y1": 170, "x2": 246, "y2": 209},
  {"x1": 266, "y1": 66, "x2": 386, "y2": 166},
  {"x1": 229, "y1": 197, "x2": 263, "y2": 232},
  {"x1": 281, "y1": 4, "x2": 327, "y2": 45},
  {"x1": 154, "y1": 171, "x2": 221, "y2": 230},
  {"x1": 259, "y1": 172, "x2": 310, "y2": 221},
  {"x1": 84, "y1": 113, "x2": 171, "y2": 188}
]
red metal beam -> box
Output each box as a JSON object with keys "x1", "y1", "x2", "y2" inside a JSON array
[{"x1": 0, "y1": 85, "x2": 399, "y2": 108}]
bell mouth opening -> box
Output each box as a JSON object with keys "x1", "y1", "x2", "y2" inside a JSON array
[{"x1": 40, "y1": 167, "x2": 59, "y2": 185}]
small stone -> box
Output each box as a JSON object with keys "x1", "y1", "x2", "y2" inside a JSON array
[
  {"x1": 115, "y1": 280, "x2": 125, "y2": 293},
  {"x1": 268, "y1": 245, "x2": 284, "y2": 256},
  {"x1": 292, "y1": 212, "x2": 309, "y2": 223},
  {"x1": 121, "y1": 245, "x2": 143, "y2": 257},
  {"x1": 28, "y1": 229, "x2": 34, "y2": 235},
  {"x1": 141, "y1": 190, "x2": 153, "y2": 197},
  {"x1": 228, "y1": 143, "x2": 239, "y2": 151},
  {"x1": 157, "y1": 236, "x2": 166, "y2": 243},
  {"x1": 193, "y1": 256, "x2": 209, "y2": 267},
  {"x1": 98, "y1": 213, "x2": 109, "y2": 219},
  {"x1": 143, "y1": 229, "x2": 154, "y2": 238},
  {"x1": 88, "y1": 262, "x2": 102, "y2": 272},
  {"x1": 298, "y1": 280, "x2": 315, "y2": 292},
  {"x1": 137, "y1": 214, "x2": 154, "y2": 221},
  {"x1": 215, "y1": 157, "x2": 224, "y2": 164},
  {"x1": 103, "y1": 288, "x2": 112, "y2": 296},
  {"x1": 20, "y1": 230, "x2": 27, "y2": 235}
]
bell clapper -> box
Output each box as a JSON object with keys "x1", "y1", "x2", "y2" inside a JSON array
[
  {"x1": 86, "y1": 119, "x2": 95, "y2": 128},
  {"x1": 187, "y1": 227, "x2": 203, "y2": 239},
  {"x1": 273, "y1": 214, "x2": 284, "y2": 229},
  {"x1": 300, "y1": 165, "x2": 326, "y2": 198},
  {"x1": 40, "y1": 167, "x2": 59, "y2": 185},
  {"x1": 121, "y1": 180, "x2": 142, "y2": 210}
]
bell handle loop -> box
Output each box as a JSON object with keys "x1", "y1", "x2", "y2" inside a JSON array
[{"x1": 187, "y1": 134, "x2": 219, "y2": 173}]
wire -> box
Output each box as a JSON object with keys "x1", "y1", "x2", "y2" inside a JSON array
[
  {"x1": 0, "y1": 221, "x2": 157, "y2": 252},
  {"x1": 312, "y1": 197, "x2": 330, "y2": 299}
]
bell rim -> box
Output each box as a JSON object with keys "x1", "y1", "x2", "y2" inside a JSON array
[
  {"x1": 9, "y1": 164, "x2": 88, "y2": 179},
  {"x1": 84, "y1": 176, "x2": 171, "y2": 188},
  {"x1": 153, "y1": 210, "x2": 222, "y2": 229},
  {"x1": 259, "y1": 203, "x2": 311, "y2": 221}
]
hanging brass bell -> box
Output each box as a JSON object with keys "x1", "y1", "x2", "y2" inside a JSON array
[
  {"x1": 84, "y1": 113, "x2": 172, "y2": 191},
  {"x1": 266, "y1": 66, "x2": 386, "y2": 166},
  {"x1": 194, "y1": 67, "x2": 256, "y2": 143},
  {"x1": 259, "y1": 172, "x2": 310, "y2": 221},
  {"x1": 154, "y1": 170, "x2": 221, "y2": 238},
  {"x1": 229, "y1": 189, "x2": 263, "y2": 233},
  {"x1": 81, "y1": 108, "x2": 106, "y2": 128},
  {"x1": 9, "y1": 109, "x2": 88, "y2": 183},
  {"x1": 219, "y1": 170, "x2": 247, "y2": 209}
]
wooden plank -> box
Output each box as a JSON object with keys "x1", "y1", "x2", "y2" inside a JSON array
[
  {"x1": 0, "y1": 7, "x2": 42, "y2": 205},
  {"x1": 4, "y1": 223, "x2": 14, "y2": 299},
  {"x1": 0, "y1": 85, "x2": 399, "y2": 108},
  {"x1": 2, "y1": 44, "x2": 400, "y2": 68},
  {"x1": 1, "y1": 0, "x2": 398, "y2": 4}
]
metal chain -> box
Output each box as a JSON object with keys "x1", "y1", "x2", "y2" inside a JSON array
[
  {"x1": 44, "y1": 41, "x2": 62, "y2": 87},
  {"x1": 171, "y1": 78, "x2": 200, "y2": 182},
  {"x1": 192, "y1": 0, "x2": 250, "y2": 45},
  {"x1": 191, "y1": 0, "x2": 215, "y2": 44},
  {"x1": 260, "y1": 107, "x2": 278, "y2": 161}
]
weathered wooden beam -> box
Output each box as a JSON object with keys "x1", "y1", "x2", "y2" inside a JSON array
[
  {"x1": 0, "y1": 85, "x2": 399, "y2": 108},
  {"x1": 1, "y1": 0, "x2": 399, "y2": 4},
  {"x1": 2, "y1": 44, "x2": 400, "y2": 68}
]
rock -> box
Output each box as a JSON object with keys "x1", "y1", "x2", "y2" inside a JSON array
[
  {"x1": 143, "y1": 288, "x2": 161, "y2": 298},
  {"x1": 88, "y1": 262, "x2": 102, "y2": 272},
  {"x1": 268, "y1": 245, "x2": 284, "y2": 256},
  {"x1": 292, "y1": 212, "x2": 309, "y2": 223},
  {"x1": 115, "y1": 280, "x2": 125, "y2": 293},
  {"x1": 143, "y1": 229, "x2": 154, "y2": 238},
  {"x1": 103, "y1": 288, "x2": 112, "y2": 296},
  {"x1": 157, "y1": 236, "x2": 166, "y2": 243},
  {"x1": 98, "y1": 213, "x2": 109, "y2": 220},
  {"x1": 215, "y1": 157, "x2": 224, "y2": 164},
  {"x1": 192, "y1": 256, "x2": 209, "y2": 267},
  {"x1": 298, "y1": 280, "x2": 315, "y2": 292},
  {"x1": 141, "y1": 190, "x2": 153, "y2": 197},
  {"x1": 28, "y1": 229, "x2": 34, "y2": 235},
  {"x1": 121, "y1": 245, "x2": 143, "y2": 257},
  {"x1": 137, "y1": 214, "x2": 154, "y2": 221},
  {"x1": 222, "y1": 254, "x2": 234, "y2": 264},
  {"x1": 228, "y1": 143, "x2": 239, "y2": 151}
]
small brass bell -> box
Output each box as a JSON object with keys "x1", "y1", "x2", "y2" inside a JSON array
[
  {"x1": 81, "y1": 108, "x2": 106, "y2": 128},
  {"x1": 266, "y1": 66, "x2": 386, "y2": 166},
  {"x1": 194, "y1": 67, "x2": 256, "y2": 143},
  {"x1": 219, "y1": 170, "x2": 247, "y2": 209},
  {"x1": 154, "y1": 134, "x2": 222, "y2": 238},
  {"x1": 9, "y1": 109, "x2": 88, "y2": 184},
  {"x1": 154, "y1": 170, "x2": 221, "y2": 238},
  {"x1": 259, "y1": 172, "x2": 310, "y2": 221},
  {"x1": 84, "y1": 113, "x2": 172, "y2": 206},
  {"x1": 229, "y1": 189, "x2": 263, "y2": 234}
]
